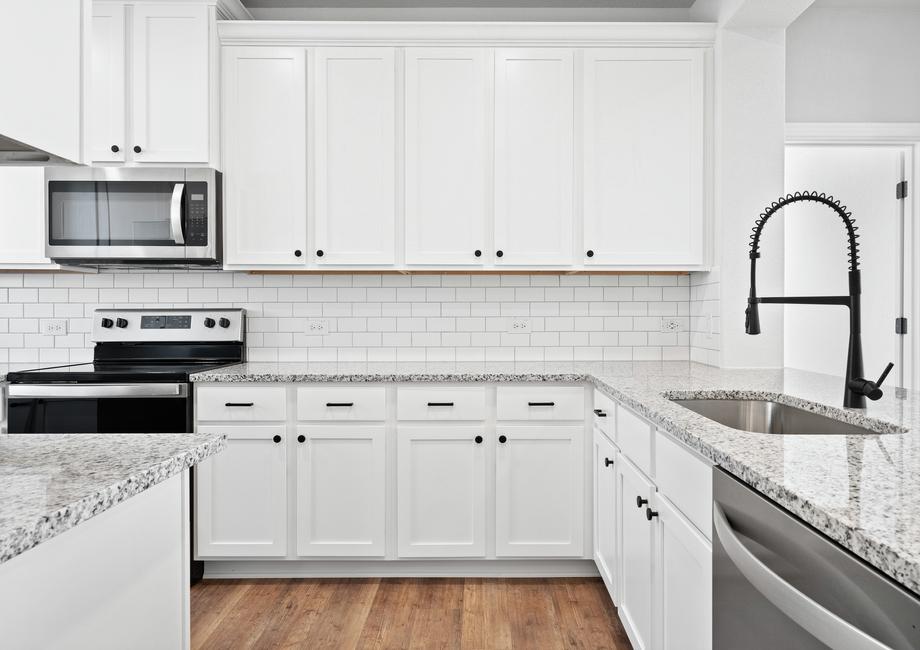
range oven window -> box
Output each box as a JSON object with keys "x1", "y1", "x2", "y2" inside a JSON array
[{"x1": 8, "y1": 395, "x2": 191, "y2": 434}]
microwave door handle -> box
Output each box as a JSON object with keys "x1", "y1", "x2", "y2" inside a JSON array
[{"x1": 170, "y1": 182, "x2": 185, "y2": 245}]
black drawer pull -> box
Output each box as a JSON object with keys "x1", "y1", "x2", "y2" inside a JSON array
[
  {"x1": 272, "y1": 435, "x2": 282, "y2": 443},
  {"x1": 646, "y1": 507, "x2": 659, "y2": 521},
  {"x1": 636, "y1": 496, "x2": 649, "y2": 508},
  {"x1": 528, "y1": 401, "x2": 555, "y2": 407},
  {"x1": 427, "y1": 402, "x2": 455, "y2": 407},
  {"x1": 225, "y1": 402, "x2": 254, "y2": 407},
  {"x1": 604, "y1": 457, "x2": 614, "y2": 467},
  {"x1": 593, "y1": 408, "x2": 607, "y2": 417},
  {"x1": 326, "y1": 402, "x2": 354, "y2": 407}
]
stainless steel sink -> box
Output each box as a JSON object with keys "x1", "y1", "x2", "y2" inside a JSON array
[{"x1": 671, "y1": 399, "x2": 880, "y2": 435}]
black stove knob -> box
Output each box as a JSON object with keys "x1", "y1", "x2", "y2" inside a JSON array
[
  {"x1": 100, "y1": 317, "x2": 114, "y2": 329},
  {"x1": 204, "y1": 317, "x2": 216, "y2": 328},
  {"x1": 115, "y1": 318, "x2": 128, "y2": 328},
  {"x1": 219, "y1": 317, "x2": 231, "y2": 328}
]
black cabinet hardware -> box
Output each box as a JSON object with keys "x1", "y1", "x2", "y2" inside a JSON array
[
  {"x1": 646, "y1": 507, "x2": 659, "y2": 521},
  {"x1": 474, "y1": 250, "x2": 482, "y2": 257},
  {"x1": 593, "y1": 408, "x2": 607, "y2": 417},
  {"x1": 316, "y1": 249, "x2": 324, "y2": 257},
  {"x1": 133, "y1": 145, "x2": 142, "y2": 153},
  {"x1": 326, "y1": 402, "x2": 353, "y2": 407},
  {"x1": 528, "y1": 401, "x2": 555, "y2": 407},
  {"x1": 636, "y1": 496, "x2": 648, "y2": 508},
  {"x1": 427, "y1": 402, "x2": 454, "y2": 407},
  {"x1": 587, "y1": 250, "x2": 594, "y2": 258},
  {"x1": 604, "y1": 457, "x2": 614, "y2": 467},
  {"x1": 225, "y1": 402, "x2": 253, "y2": 407},
  {"x1": 297, "y1": 434, "x2": 306, "y2": 443},
  {"x1": 110, "y1": 145, "x2": 119, "y2": 153},
  {"x1": 272, "y1": 434, "x2": 282, "y2": 443},
  {"x1": 475, "y1": 435, "x2": 483, "y2": 444},
  {"x1": 498, "y1": 435, "x2": 507, "y2": 443},
  {"x1": 496, "y1": 250, "x2": 504, "y2": 258},
  {"x1": 294, "y1": 249, "x2": 302, "y2": 257}
]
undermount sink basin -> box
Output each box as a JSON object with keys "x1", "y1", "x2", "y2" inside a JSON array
[{"x1": 671, "y1": 399, "x2": 880, "y2": 435}]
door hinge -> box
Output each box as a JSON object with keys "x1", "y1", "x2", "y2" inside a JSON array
[
  {"x1": 896, "y1": 180, "x2": 908, "y2": 200},
  {"x1": 896, "y1": 317, "x2": 908, "y2": 335}
]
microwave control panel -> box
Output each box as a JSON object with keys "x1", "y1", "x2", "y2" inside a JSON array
[{"x1": 185, "y1": 181, "x2": 208, "y2": 246}]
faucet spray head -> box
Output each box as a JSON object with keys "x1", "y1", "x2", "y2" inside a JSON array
[{"x1": 745, "y1": 299, "x2": 761, "y2": 335}]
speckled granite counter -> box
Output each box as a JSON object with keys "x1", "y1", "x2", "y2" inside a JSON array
[
  {"x1": 192, "y1": 360, "x2": 920, "y2": 595},
  {"x1": 0, "y1": 433, "x2": 225, "y2": 564}
]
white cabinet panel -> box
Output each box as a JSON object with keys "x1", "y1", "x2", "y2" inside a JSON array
[
  {"x1": 617, "y1": 453, "x2": 655, "y2": 650},
  {"x1": 314, "y1": 47, "x2": 396, "y2": 265},
  {"x1": 583, "y1": 48, "x2": 704, "y2": 266},
  {"x1": 131, "y1": 3, "x2": 209, "y2": 163},
  {"x1": 657, "y1": 495, "x2": 712, "y2": 650},
  {"x1": 405, "y1": 48, "x2": 489, "y2": 266},
  {"x1": 90, "y1": 3, "x2": 126, "y2": 163},
  {"x1": 655, "y1": 431, "x2": 712, "y2": 539},
  {"x1": 397, "y1": 386, "x2": 487, "y2": 421},
  {"x1": 397, "y1": 427, "x2": 486, "y2": 557},
  {"x1": 594, "y1": 428, "x2": 618, "y2": 601},
  {"x1": 0, "y1": 168, "x2": 54, "y2": 266},
  {"x1": 196, "y1": 426, "x2": 287, "y2": 557},
  {"x1": 496, "y1": 385, "x2": 585, "y2": 421},
  {"x1": 495, "y1": 425, "x2": 583, "y2": 557},
  {"x1": 196, "y1": 386, "x2": 286, "y2": 421},
  {"x1": 296, "y1": 426, "x2": 386, "y2": 556},
  {"x1": 494, "y1": 49, "x2": 574, "y2": 266},
  {"x1": 223, "y1": 47, "x2": 307, "y2": 266},
  {"x1": 296, "y1": 386, "x2": 386, "y2": 421}
]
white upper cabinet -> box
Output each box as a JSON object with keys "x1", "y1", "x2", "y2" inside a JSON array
[
  {"x1": 314, "y1": 47, "x2": 396, "y2": 265},
  {"x1": 404, "y1": 48, "x2": 489, "y2": 266},
  {"x1": 222, "y1": 47, "x2": 307, "y2": 266},
  {"x1": 0, "y1": 168, "x2": 56, "y2": 268},
  {"x1": 583, "y1": 48, "x2": 705, "y2": 266},
  {"x1": 494, "y1": 49, "x2": 574, "y2": 266},
  {"x1": 90, "y1": 3, "x2": 126, "y2": 163}
]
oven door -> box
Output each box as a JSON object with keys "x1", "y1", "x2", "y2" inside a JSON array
[{"x1": 7, "y1": 383, "x2": 192, "y2": 434}]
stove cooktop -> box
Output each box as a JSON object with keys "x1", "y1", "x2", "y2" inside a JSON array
[{"x1": 5, "y1": 361, "x2": 236, "y2": 384}]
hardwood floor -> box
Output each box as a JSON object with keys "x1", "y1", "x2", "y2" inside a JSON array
[{"x1": 191, "y1": 577, "x2": 632, "y2": 650}]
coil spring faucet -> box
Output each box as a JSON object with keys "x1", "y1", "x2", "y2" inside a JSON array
[{"x1": 745, "y1": 191, "x2": 893, "y2": 409}]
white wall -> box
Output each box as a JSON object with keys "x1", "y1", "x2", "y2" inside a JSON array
[{"x1": 786, "y1": 2, "x2": 920, "y2": 123}]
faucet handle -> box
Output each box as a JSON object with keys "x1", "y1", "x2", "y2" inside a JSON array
[{"x1": 848, "y1": 362, "x2": 894, "y2": 402}]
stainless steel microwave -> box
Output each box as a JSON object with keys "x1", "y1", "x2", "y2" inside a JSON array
[{"x1": 45, "y1": 167, "x2": 221, "y2": 267}]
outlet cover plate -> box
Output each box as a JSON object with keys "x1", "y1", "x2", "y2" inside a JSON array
[
  {"x1": 508, "y1": 318, "x2": 532, "y2": 334},
  {"x1": 306, "y1": 319, "x2": 329, "y2": 335},
  {"x1": 41, "y1": 319, "x2": 68, "y2": 336},
  {"x1": 660, "y1": 318, "x2": 683, "y2": 333}
]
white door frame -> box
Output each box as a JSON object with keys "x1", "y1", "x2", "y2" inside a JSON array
[{"x1": 785, "y1": 123, "x2": 920, "y2": 392}]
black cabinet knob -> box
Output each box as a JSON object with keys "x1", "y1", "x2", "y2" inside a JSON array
[
  {"x1": 646, "y1": 507, "x2": 659, "y2": 521},
  {"x1": 273, "y1": 434, "x2": 282, "y2": 444},
  {"x1": 110, "y1": 144, "x2": 120, "y2": 153},
  {"x1": 636, "y1": 496, "x2": 648, "y2": 508},
  {"x1": 586, "y1": 250, "x2": 595, "y2": 258},
  {"x1": 219, "y1": 317, "x2": 231, "y2": 328},
  {"x1": 593, "y1": 408, "x2": 607, "y2": 417},
  {"x1": 604, "y1": 457, "x2": 614, "y2": 467},
  {"x1": 133, "y1": 145, "x2": 142, "y2": 153},
  {"x1": 498, "y1": 435, "x2": 507, "y2": 444},
  {"x1": 115, "y1": 318, "x2": 128, "y2": 328},
  {"x1": 294, "y1": 249, "x2": 302, "y2": 257},
  {"x1": 316, "y1": 249, "x2": 324, "y2": 257},
  {"x1": 496, "y1": 250, "x2": 504, "y2": 258},
  {"x1": 474, "y1": 249, "x2": 482, "y2": 257},
  {"x1": 297, "y1": 434, "x2": 306, "y2": 443},
  {"x1": 204, "y1": 317, "x2": 215, "y2": 328},
  {"x1": 100, "y1": 317, "x2": 114, "y2": 328},
  {"x1": 475, "y1": 435, "x2": 483, "y2": 444}
]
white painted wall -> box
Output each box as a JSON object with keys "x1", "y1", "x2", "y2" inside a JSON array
[{"x1": 786, "y1": 1, "x2": 920, "y2": 123}]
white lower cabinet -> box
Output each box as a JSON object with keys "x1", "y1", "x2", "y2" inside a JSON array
[
  {"x1": 495, "y1": 425, "x2": 584, "y2": 557},
  {"x1": 593, "y1": 427, "x2": 618, "y2": 599},
  {"x1": 656, "y1": 494, "x2": 712, "y2": 650},
  {"x1": 296, "y1": 425, "x2": 386, "y2": 556},
  {"x1": 196, "y1": 425, "x2": 287, "y2": 557},
  {"x1": 397, "y1": 426, "x2": 486, "y2": 557}
]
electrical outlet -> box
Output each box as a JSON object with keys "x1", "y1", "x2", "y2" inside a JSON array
[
  {"x1": 306, "y1": 319, "x2": 329, "y2": 335},
  {"x1": 508, "y1": 318, "x2": 532, "y2": 334},
  {"x1": 660, "y1": 318, "x2": 683, "y2": 334},
  {"x1": 41, "y1": 319, "x2": 68, "y2": 336}
]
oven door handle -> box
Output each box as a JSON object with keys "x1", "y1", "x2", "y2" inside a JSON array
[
  {"x1": 8, "y1": 383, "x2": 188, "y2": 399},
  {"x1": 713, "y1": 504, "x2": 890, "y2": 650},
  {"x1": 170, "y1": 182, "x2": 186, "y2": 245}
]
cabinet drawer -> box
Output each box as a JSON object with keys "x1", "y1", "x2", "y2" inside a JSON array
[
  {"x1": 496, "y1": 386, "x2": 584, "y2": 421},
  {"x1": 197, "y1": 386, "x2": 286, "y2": 421},
  {"x1": 397, "y1": 386, "x2": 486, "y2": 421},
  {"x1": 297, "y1": 386, "x2": 386, "y2": 421},
  {"x1": 616, "y1": 404, "x2": 653, "y2": 477},
  {"x1": 592, "y1": 390, "x2": 616, "y2": 439},
  {"x1": 655, "y1": 431, "x2": 712, "y2": 539}
]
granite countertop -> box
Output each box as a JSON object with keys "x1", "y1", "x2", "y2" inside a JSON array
[
  {"x1": 192, "y1": 360, "x2": 920, "y2": 595},
  {"x1": 0, "y1": 433, "x2": 225, "y2": 564}
]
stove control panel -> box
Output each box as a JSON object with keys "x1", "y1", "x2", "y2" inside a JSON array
[{"x1": 92, "y1": 309, "x2": 245, "y2": 343}]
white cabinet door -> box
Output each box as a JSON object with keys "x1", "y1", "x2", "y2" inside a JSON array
[
  {"x1": 494, "y1": 49, "x2": 574, "y2": 266},
  {"x1": 397, "y1": 426, "x2": 486, "y2": 557},
  {"x1": 594, "y1": 428, "x2": 618, "y2": 601},
  {"x1": 90, "y1": 3, "x2": 126, "y2": 163},
  {"x1": 296, "y1": 426, "x2": 386, "y2": 556},
  {"x1": 0, "y1": 168, "x2": 54, "y2": 267},
  {"x1": 495, "y1": 426, "x2": 583, "y2": 557},
  {"x1": 196, "y1": 426, "x2": 287, "y2": 557},
  {"x1": 583, "y1": 48, "x2": 704, "y2": 266},
  {"x1": 222, "y1": 47, "x2": 307, "y2": 266},
  {"x1": 657, "y1": 495, "x2": 712, "y2": 650},
  {"x1": 404, "y1": 48, "x2": 489, "y2": 266},
  {"x1": 314, "y1": 47, "x2": 396, "y2": 265},
  {"x1": 617, "y1": 453, "x2": 656, "y2": 650},
  {"x1": 131, "y1": 3, "x2": 209, "y2": 163}
]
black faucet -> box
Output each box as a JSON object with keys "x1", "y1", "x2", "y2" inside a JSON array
[{"x1": 745, "y1": 191, "x2": 893, "y2": 409}]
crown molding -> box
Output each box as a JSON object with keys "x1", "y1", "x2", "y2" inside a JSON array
[{"x1": 786, "y1": 122, "x2": 920, "y2": 144}]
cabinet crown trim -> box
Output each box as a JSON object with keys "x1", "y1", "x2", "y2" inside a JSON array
[{"x1": 217, "y1": 21, "x2": 716, "y2": 47}]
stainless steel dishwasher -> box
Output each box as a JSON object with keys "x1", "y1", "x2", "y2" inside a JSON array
[{"x1": 713, "y1": 468, "x2": 920, "y2": 649}]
